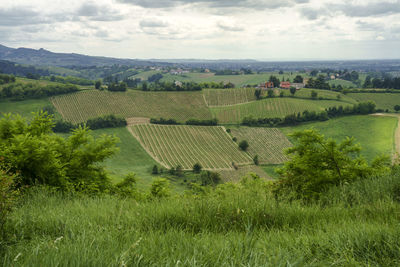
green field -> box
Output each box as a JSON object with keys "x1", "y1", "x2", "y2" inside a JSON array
[
  {"x1": 0, "y1": 98, "x2": 56, "y2": 119},
  {"x1": 328, "y1": 79, "x2": 357, "y2": 88},
  {"x1": 281, "y1": 115, "x2": 397, "y2": 161},
  {"x1": 281, "y1": 88, "x2": 357, "y2": 103},
  {"x1": 230, "y1": 127, "x2": 292, "y2": 164},
  {"x1": 211, "y1": 98, "x2": 351, "y2": 124},
  {"x1": 217, "y1": 165, "x2": 270, "y2": 182},
  {"x1": 129, "y1": 124, "x2": 252, "y2": 170},
  {"x1": 203, "y1": 87, "x2": 256, "y2": 106},
  {"x1": 348, "y1": 93, "x2": 400, "y2": 111},
  {"x1": 51, "y1": 90, "x2": 212, "y2": 123}
]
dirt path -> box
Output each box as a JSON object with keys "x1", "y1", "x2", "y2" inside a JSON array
[{"x1": 371, "y1": 113, "x2": 400, "y2": 162}]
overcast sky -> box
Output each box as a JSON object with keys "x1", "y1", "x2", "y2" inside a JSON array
[{"x1": 0, "y1": 0, "x2": 399, "y2": 60}]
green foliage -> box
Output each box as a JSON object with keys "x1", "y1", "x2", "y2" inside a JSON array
[
  {"x1": 289, "y1": 87, "x2": 296, "y2": 95},
  {"x1": 150, "y1": 178, "x2": 171, "y2": 198},
  {"x1": 193, "y1": 163, "x2": 202, "y2": 173},
  {"x1": 293, "y1": 75, "x2": 303, "y2": 83},
  {"x1": 238, "y1": 140, "x2": 249, "y2": 151},
  {"x1": 0, "y1": 83, "x2": 79, "y2": 100},
  {"x1": 275, "y1": 129, "x2": 390, "y2": 201},
  {"x1": 253, "y1": 155, "x2": 259, "y2": 165},
  {"x1": 0, "y1": 167, "x2": 17, "y2": 238},
  {"x1": 254, "y1": 89, "x2": 262, "y2": 100},
  {"x1": 394, "y1": 105, "x2": 400, "y2": 112},
  {"x1": 85, "y1": 115, "x2": 127, "y2": 130},
  {"x1": 114, "y1": 173, "x2": 139, "y2": 198},
  {"x1": 152, "y1": 165, "x2": 159, "y2": 175},
  {"x1": 107, "y1": 82, "x2": 127, "y2": 92},
  {"x1": 0, "y1": 112, "x2": 119, "y2": 192},
  {"x1": 95, "y1": 80, "x2": 102, "y2": 89},
  {"x1": 311, "y1": 90, "x2": 318, "y2": 99},
  {"x1": 267, "y1": 89, "x2": 274, "y2": 98},
  {"x1": 200, "y1": 170, "x2": 221, "y2": 186},
  {"x1": 0, "y1": 74, "x2": 16, "y2": 85}
]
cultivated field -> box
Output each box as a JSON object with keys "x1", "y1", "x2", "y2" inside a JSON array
[
  {"x1": 51, "y1": 90, "x2": 212, "y2": 123},
  {"x1": 129, "y1": 124, "x2": 252, "y2": 170},
  {"x1": 230, "y1": 127, "x2": 292, "y2": 164},
  {"x1": 280, "y1": 88, "x2": 357, "y2": 103},
  {"x1": 211, "y1": 98, "x2": 351, "y2": 124},
  {"x1": 203, "y1": 88, "x2": 256, "y2": 106},
  {"x1": 348, "y1": 93, "x2": 400, "y2": 112}
]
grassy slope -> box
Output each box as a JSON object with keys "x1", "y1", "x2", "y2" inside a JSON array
[
  {"x1": 3, "y1": 172, "x2": 400, "y2": 266},
  {"x1": 211, "y1": 98, "x2": 351, "y2": 124},
  {"x1": 0, "y1": 98, "x2": 55, "y2": 119},
  {"x1": 328, "y1": 79, "x2": 357, "y2": 88},
  {"x1": 281, "y1": 115, "x2": 397, "y2": 161},
  {"x1": 348, "y1": 93, "x2": 400, "y2": 111}
]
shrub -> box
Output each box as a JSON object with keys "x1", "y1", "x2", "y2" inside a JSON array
[
  {"x1": 114, "y1": 173, "x2": 138, "y2": 198},
  {"x1": 0, "y1": 168, "x2": 17, "y2": 237},
  {"x1": 200, "y1": 171, "x2": 221, "y2": 186},
  {"x1": 239, "y1": 140, "x2": 249, "y2": 151},
  {"x1": 253, "y1": 155, "x2": 259, "y2": 165},
  {"x1": 85, "y1": 115, "x2": 127, "y2": 130},
  {"x1": 150, "y1": 178, "x2": 171, "y2": 198},
  {"x1": 152, "y1": 165, "x2": 159, "y2": 175},
  {"x1": 193, "y1": 163, "x2": 202, "y2": 173}
]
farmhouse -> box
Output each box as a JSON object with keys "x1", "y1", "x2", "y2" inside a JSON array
[
  {"x1": 280, "y1": 81, "x2": 291, "y2": 89},
  {"x1": 257, "y1": 81, "x2": 274, "y2": 89}
]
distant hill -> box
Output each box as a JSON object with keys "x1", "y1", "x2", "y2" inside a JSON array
[{"x1": 0, "y1": 44, "x2": 168, "y2": 67}]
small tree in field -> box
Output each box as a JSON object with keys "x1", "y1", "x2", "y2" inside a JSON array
[
  {"x1": 267, "y1": 89, "x2": 274, "y2": 98},
  {"x1": 253, "y1": 155, "x2": 259, "y2": 165},
  {"x1": 152, "y1": 165, "x2": 159, "y2": 175},
  {"x1": 95, "y1": 80, "x2": 102, "y2": 89},
  {"x1": 150, "y1": 178, "x2": 170, "y2": 198},
  {"x1": 193, "y1": 163, "x2": 202, "y2": 173},
  {"x1": 290, "y1": 87, "x2": 296, "y2": 96},
  {"x1": 239, "y1": 140, "x2": 249, "y2": 151},
  {"x1": 311, "y1": 90, "x2": 318, "y2": 99},
  {"x1": 394, "y1": 105, "x2": 400, "y2": 112},
  {"x1": 274, "y1": 129, "x2": 390, "y2": 201},
  {"x1": 176, "y1": 165, "x2": 183, "y2": 177},
  {"x1": 254, "y1": 89, "x2": 262, "y2": 100}
]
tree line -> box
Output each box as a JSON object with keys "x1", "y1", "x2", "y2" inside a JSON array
[
  {"x1": 150, "y1": 118, "x2": 218, "y2": 126},
  {"x1": 53, "y1": 114, "x2": 127, "y2": 133},
  {"x1": 0, "y1": 74, "x2": 15, "y2": 85},
  {"x1": 0, "y1": 83, "x2": 79, "y2": 100},
  {"x1": 242, "y1": 101, "x2": 376, "y2": 127},
  {"x1": 363, "y1": 75, "x2": 400, "y2": 89}
]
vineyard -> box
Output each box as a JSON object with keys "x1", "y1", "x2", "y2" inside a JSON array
[
  {"x1": 203, "y1": 88, "x2": 256, "y2": 106},
  {"x1": 211, "y1": 98, "x2": 351, "y2": 124},
  {"x1": 230, "y1": 127, "x2": 292, "y2": 164},
  {"x1": 128, "y1": 124, "x2": 252, "y2": 170},
  {"x1": 51, "y1": 90, "x2": 212, "y2": 123},
  {"x1": 347, "y1": 93, "x2": 400, "y2": 111}
]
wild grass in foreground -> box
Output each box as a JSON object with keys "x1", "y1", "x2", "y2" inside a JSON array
[{"x1": 2, "y1": 170, "x2": 400, "y2": 266}]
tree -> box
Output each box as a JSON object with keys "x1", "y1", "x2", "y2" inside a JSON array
[
  {"x1": 193, "y1": 163, "x2": 202, "y2": 173},
  {"x1": 152, "y1": 165, "x2": 159, "y2": 174},
  {"x1": 176, "y1": 165, "x2": 183, "y2": 177},
  {"x1": 311, "y1": 90, "x2": 318, "y2": 99},
  {"x1": 274, "y1": 129, "x2": 390, "y2": 201},
  {"x1": 310, "y1": 69, "x2": 318, "y2": 76},
  {"x1": 337, "y1": 94, "x2": 342, "y2": 100},
  {"x1": 253, "y1": 155, "x2": 259, "y2": 165},
  {"x1": 141, "y1": 82, "x2": 148, "y2": 91},
  {"x1": 0, "y1": 112, "x2": 119, "y2": 192},
  {"x1": 293, "y1": 75, "x2": 303, "y2": 83},
  {"x1": 150, "y1": 178, "x2": 170, "y2": 198},
  {"x1": 395, "y1": 105, "x2": 400, "y2": 112},
  {"x1": 95, "y1": 80, "x2": 102, "y2": 89},
  {"x1": 267, "y1": 89, "x2": 274, "y2": 98},
  {"x1": 269, "y1": 75, "x2": 280, "y2": 88},
  {"x1": 239, "y1": 140, "x2": 249, "y2": 151},
  {"x1": 254, "y1": 89, "x2": 262, "y2": 100},
  {"x1": 200, "y1": 171, "x2": 221, "y2": 186},
  {"x1": 290, "y1": 87, "x2": 296, "y2": 96}
]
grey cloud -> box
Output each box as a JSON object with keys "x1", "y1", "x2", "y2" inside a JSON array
[
  {"x1": 0, "y1": 7, "x2": 51, "y2": 26},
  {"x1": 299, "y1": 8, "x2": 322, "y2": 20},
  {"x1": 77, "y1": 3, "x2": 125, "y2": 21},
  {"x1": 118, "y1": 0, "x2": 307, "y2": 10},
  {"x1": 356, "y1": 21, "x2": 383, "y2": 31},
  {"x1": 332, "y1": 1, "x2": 400, "y2": 17},
  {"x1": 139, "y1": 19, "x2": 169, "y2": 28},
  {"x1": 217, "y1": 22, "x2": 244, "y2": 32}
]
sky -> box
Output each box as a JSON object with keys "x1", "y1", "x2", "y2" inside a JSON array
[{"x1": 0, "y1": 0, "x2": 399, "y2": 60}]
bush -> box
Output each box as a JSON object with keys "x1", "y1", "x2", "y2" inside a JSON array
[
  {"x1": 253, "y1": 155, "x2": 259, "y2": 165},
  {"x1": 0, "y1": 83, "x2": 79, "y2": 100},
  {"x1": 85, "y1": 115, "x2": 127, "y2": 130},
  {"x1": 114, "y1": 173, "x2": 138, "y2": 198},
  {"x1": 0, "y1": 168, "x2": 17, "y2": 237},
  {"x1": 150, "y1": 178, "x2": 171, "y2": 198},
  {"x1": 200, "y1": 171, "x2": 221, "y2": 186},
  {"x1": 185, "y1": 118, "x2": 218, "y2": 126},
  {"x1": 239, "y1": 140, "x2": 249, "y2": 151},
  {"x1": 193, "y1": 163, "x2": 202, "y2": 173},
  {"x1": 150, "y1": 118, "x2": 180, "y2": 125},
  {"x1": 152, "y1": 165, "x2": 159, "y2": 175}
]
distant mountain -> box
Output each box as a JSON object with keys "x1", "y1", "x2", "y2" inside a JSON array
[{"x1": 0, "y1": 44, "x2": 167, "y2": 67}]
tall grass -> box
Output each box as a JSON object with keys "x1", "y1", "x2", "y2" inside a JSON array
[{"x1": 2, "y1": 171, "x2": 400, "y2": 266}]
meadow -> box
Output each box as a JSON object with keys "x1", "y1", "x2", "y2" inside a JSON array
[
  {"x1": 51, "y1": 90, "x2": 212, "y2": 123},
  {"x1": 0, "y1": 98, "x2": 56, "y2": 119},
  {"x1": 2, "y1": 170, "x2": 400, "y2": 266},
  {"x1": 281, "y1": 115, "x2": 398, "y2": 161},
  {"x1": 211, "y1": 98, "x2": 350, "y2": 124},
  {"x1": 129, "y1": 124, "x2": 252, "y2": 170},
  {"x1": 348, "y1": 93, "x2": 400, "y2": 111},
  {"x1": 230, "y1": 127, "x2": 291, "y2": 164}
]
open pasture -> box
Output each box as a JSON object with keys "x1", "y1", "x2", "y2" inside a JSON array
[
  {"x1": 203, "y1": 87, "x2": 256, "y2": 106},
  {"x1": 51, "y1": 90, "x2": 212, "y2": 123},
  {"x1": 211, "y1": 98, "x2": 350, "y2": 124},
  {"x1": 230, "y1": 127, "x2": 292, "y2": 164},
  {"x1": 129, "y1": 124, "x2": 252, "y2": 170}
]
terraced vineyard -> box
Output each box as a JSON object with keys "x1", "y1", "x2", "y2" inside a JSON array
[
  {"x1": 129, "y1": 124, "x2": 252, "y2": 170},
  {"x1": 51, "y1": 90, "x2": 212, "y2": 123},
  {"x1": 280, "y1": 88, "x2": 357, "y2": 103},
  {"x1": 230, "y1": 127, "x2": 292, "y2": 164},
  {"x1": 203, "y1": 88, "x2": 256, "y2": 106},
  {"x1": 211, "y1": 98, "x2": 352, "y2": 124}
]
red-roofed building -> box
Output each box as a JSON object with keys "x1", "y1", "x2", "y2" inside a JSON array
[
  {"x1": 280, "y1": 81, "x2": 291, "y2": 89},
  {"x1": 257, "y1": 81, "x2": 274, "y2": 89}
]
